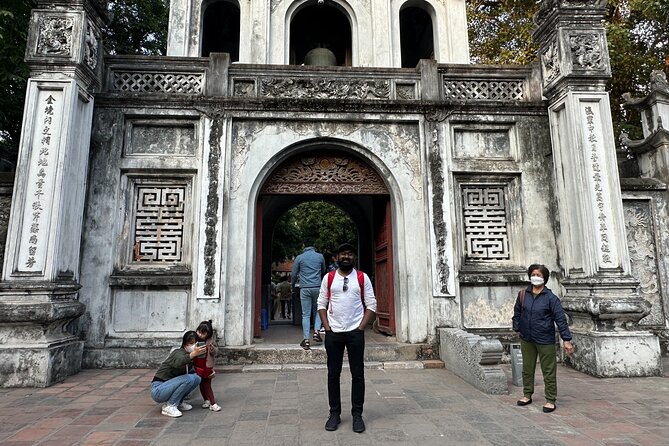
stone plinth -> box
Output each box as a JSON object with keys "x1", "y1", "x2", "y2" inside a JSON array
[
  {"x1": 563, "y1": 283, "x2": 662, "y2": 377},
  {"x1": 438, "y1": 328, "x2": 507, "y2": 395},
  {"x1": 0, "y1": 283, "x2": 85, "y2": 387}
]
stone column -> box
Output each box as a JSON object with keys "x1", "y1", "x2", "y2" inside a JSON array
[
  {"x1": 0, "y1": 0, "x2": 108, "y2": 387},
  {"x1": 534, "y1": 0, "x2": 661, "y2": 377}
]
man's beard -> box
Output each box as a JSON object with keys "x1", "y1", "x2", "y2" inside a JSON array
[{"x1": 339, "y1": 260, "x2": 353, "y2": 272}]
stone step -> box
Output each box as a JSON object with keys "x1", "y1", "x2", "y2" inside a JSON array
[
  {"x1": 219, "y1": 343, "x2": 435, "y2": 365},
  {"x1": 221, "y1": 360, "x2": 445, "y2": 373}
]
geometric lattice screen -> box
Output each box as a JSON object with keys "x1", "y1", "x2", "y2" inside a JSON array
[
  {"x1": 134, "y1": 185, "x2": 186, "y2": 262},
  {"x1": 461, "y1": 186, "x2": 510, "y2": 261}
]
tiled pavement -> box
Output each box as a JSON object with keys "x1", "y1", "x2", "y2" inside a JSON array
[{"x1": 1, "y1": 361, "x2": 668, "y2": 446}]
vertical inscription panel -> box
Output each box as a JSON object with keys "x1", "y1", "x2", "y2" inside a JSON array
[
  {"x1": 461, "y1": 186, "x2": 510, "y2": 262},
  {"x1": 17, "y1": 87, "x2": 64, "y2": 273},
  {"x1": 580, "y1": 100, "x2": 619, "y2": 268},
  {"x1": 133, "y1": 186, "x2": 186, "y2": 263}
]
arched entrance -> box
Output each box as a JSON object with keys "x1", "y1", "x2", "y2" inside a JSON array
[{"x1": 254, "y1": 149, "x2": 396, "y2": 338}]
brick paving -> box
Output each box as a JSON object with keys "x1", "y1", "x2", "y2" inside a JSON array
[{"x1": 0, "y1": 361, "x2": 667, "y2": 446}]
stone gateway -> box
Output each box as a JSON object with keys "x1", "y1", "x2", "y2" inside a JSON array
[{"x1": 0, "y1": 0, "x2": 665, "y2": 387}]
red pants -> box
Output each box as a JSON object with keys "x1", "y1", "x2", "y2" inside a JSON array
[{"x1": 199, "y1": 378, "x2": 216, "y2": 404}]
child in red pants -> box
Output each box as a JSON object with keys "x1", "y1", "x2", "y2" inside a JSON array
[{"x1": 194, "y1": 320, "x2": 220, "y2": 411}]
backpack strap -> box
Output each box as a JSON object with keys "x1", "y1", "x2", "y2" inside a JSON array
[
  {"x1": 327, "y1": 270, "x2": 336, "y2": 299},
  {"x1": 327, "y1": 269, "x2": 366, "y2": 308}
]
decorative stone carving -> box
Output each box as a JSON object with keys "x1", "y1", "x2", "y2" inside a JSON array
[
  {"x1": 569, "y1": 33, "x2": 604, "y2": 70},
  {"x1": 260, "y1": 78, "x2": 391, "y2": 100},
  {"x1": 396, "y1": 83, "x2": 416, "y2": 100},
  {"x1": 541, "y1": 41, "x2": 561, "y2": 85},
  {"x1": 0, "y1": 196, "x2": 10, "y2": 276},
  {"x1": 261, "y1": 154, "x2": 388, "y2": 195},
  {"x1": 110, "y1": 72, "x2": 204, "y2": 94},
  {"x1": 536, "y1": 0, "x2": 607, "y2": 23},
  {"x1": 84, "y1": 20, "x2": 100, "y2": 70},
  {"x1": 443, "y1": 80, "x2": 524, "y2": 101},
  {"x1": 198, "y1": 105, "x2": 225, "y2": 296},
  {"x1": 233, "y1": 80, "x2": 256, "y2": 97},
  {"x1": 133, "y1": 186, "x2": 186, "y2": 262},
  {"x1": 649, "y1": 70, "x2": 669, "y2": 91},
  {"x1": 36, "y1": 16, "x2": 74, "y2": 56},
  {"x1": 461, "y1": 186, "x2": 510, "y2": 261},
  {"x1": 624, "y1": 201, "x2": 665, "y2": 326},
  {"x1": 429, "y1": 127, "x2": 450, "y2": 294}
]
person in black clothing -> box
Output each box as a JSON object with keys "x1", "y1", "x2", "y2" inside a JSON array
[
  {"x1": 150, "y1": 330, "x2": 206, "y2": 418},
  {"x1": 512, "y1": 264, "x2": 574, "y2": 413}
]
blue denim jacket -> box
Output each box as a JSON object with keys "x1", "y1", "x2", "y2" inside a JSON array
[{"x1": 291, "y1": 247, "x2": 326, "y2": 288}]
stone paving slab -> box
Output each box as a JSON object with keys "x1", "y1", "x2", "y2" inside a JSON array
[{"x1": 0, "y1": 362, "x2": 667, "y2": 445}]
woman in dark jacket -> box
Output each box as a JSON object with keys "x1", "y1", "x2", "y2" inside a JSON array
[
  {"x1": 512, "y1": 264, "x2": 574, "y2": 413},
  {"x1": 150, "y1": 330, "x2": 206, "y2": 418}
]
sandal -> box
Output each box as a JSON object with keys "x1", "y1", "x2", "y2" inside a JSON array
[
  {"x1": 516, "y1": 397, "x2": 532, "y2": 406},
  {"x1": 543, "y1": 403, "x2": 556, "y2": 413}
]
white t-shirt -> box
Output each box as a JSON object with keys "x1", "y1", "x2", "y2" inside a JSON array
[{"x1": 317, "y1": 268, "x2": 377, "y2": 332}]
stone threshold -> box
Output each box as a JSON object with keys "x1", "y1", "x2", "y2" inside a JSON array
[{"x1": 221, "y1": 359, "x2": 444, "y2": 373}]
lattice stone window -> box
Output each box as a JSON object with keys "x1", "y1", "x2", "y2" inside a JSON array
[
  {"x1": 461, "y1": 186, "x2": 510, "y2": 262},
  {"x1": 443, "y1": 79, "x2": 524, "y2": 101},
  {"x1": 131, "y1": 184, "x2": 188, "y2": 263}
]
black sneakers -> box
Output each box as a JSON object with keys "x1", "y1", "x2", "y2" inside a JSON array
[
  {"x1": 300, "y1": 339, "x2": 310, "y2": 350},
  {"x1": 352, "y1": 414, "x2": 365, "y2": 433},
  {"x1": 325, "y1": 413, "x2": 341, "y2": 431},
  {"x1": 313, "y1": 331, "x2": 323, "y2": 342}
]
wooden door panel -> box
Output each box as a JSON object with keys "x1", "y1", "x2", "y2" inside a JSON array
[{"x1": 374, "y1": 199, "x2": 395, "y2": 335}]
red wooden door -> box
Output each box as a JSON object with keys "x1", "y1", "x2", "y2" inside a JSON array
[
  {"x1": 374, "y1": 199, "x2": 395, "y2": 335},
  {"x1": 253, "y1": 198, "x2": 263, "y2": 338}
]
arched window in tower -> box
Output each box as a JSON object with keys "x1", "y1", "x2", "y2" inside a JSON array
[
  {"x1": 290, "y1": 3, "x2": 352, "y2": 66},
  {"x1": 201, "y1": 0, "x2": 241, "y2": 61},
  {"x1": 400, "y1": 3, "x2": 435, "y2": 68}
]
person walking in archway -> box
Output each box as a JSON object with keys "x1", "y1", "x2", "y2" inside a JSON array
[{"x1": 291, "y1": 238, "x2": 326, "y2": 350}]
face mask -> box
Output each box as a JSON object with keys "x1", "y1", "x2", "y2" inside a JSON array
[
  {"x1": 530, "y1": 276, "x2": 544, "y2": 286},
  {"x1": 184, "y1": 344, "x2": 196, "y2": 353}
]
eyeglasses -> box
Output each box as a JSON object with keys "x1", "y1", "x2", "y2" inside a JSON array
[{"x1": 343, "y1": 277, "x2": 349, "y2": 292}]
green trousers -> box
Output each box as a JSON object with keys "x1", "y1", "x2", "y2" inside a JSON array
[{"x1": 520, "y1": 339, "x2": 557, "y2": 403}]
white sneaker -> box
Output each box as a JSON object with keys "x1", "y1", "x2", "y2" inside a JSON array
[
  {"x1": 161, "y1": 404, "x2": 182, "y2": 418},
  {"x1": 202, "y1": 400, "x2": 211, "y2": 408},
  {"x1": 209, "y1": 403, "x2": 222, "y2": 412},
  {"x1": 178, "y1": 402, "x2": 193, "y2": 411}
]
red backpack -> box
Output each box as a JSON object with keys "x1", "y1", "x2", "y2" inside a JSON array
[{"x1": 326, "y1": 270, "x2": 366, "y2": 308}]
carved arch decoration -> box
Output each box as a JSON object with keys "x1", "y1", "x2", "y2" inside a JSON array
[{"x1": 261, "y1": 153, "x2": 388, "y2": 195}]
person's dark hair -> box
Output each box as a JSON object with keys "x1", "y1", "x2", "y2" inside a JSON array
[
  {"x1": 527, "y1": 264, "x2": 550, "y2": 284},
  {"x1": 324, "y1": 252, "x2": 333, "y2": 264},
  {"x1": 337, "y1": 242, "x2": 356, "y2": 254},
  {"x1": 181, "y1": 330, "x2": 198, "y2": 348},
  {"x1": 303, "y1": 238, "x2": 313, "y2": 247},
  {"x1": 197, "y1": 320, "x2": 214, "y2": 340}
]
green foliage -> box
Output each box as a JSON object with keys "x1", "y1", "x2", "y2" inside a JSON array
[
  {"x1": 0, "y1": 0, "x2": 36, "y2": 171},
  {"x1": 467, "y1": 0, "x2": 539, "y2": 65},
  {"x1": 607, "y1": 0, "x2": 669, "y2": 141},
  {"x1": 104, "y1": 0, "x2": 169, "y2": 56},
  {"x1": 468, "y1": 0, "x2": 668, "y2": 145},
  {"x1": 271, "y1": 201, "x2": 358, "y2": 263}
]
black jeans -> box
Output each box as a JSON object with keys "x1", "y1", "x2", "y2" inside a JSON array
[{"x1": 324, "y1": 329, "x2": 365, "y2": 416}]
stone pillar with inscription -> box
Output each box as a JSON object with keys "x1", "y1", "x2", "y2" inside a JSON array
[
  {"x1": 0, "y1": 0, "x2": 108, "y2": 387},
  {"x1": 533, "y1": 0, "x2": 661, "y2": 377}
]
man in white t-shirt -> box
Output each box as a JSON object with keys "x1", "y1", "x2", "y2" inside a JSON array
[{"x1": 317, "y1": 243, "x2": 377, "y2": 434}]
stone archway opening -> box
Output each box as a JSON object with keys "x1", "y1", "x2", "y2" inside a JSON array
[{"x1": 254, "y1": 148, "x2": 396, "y2": 341}]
